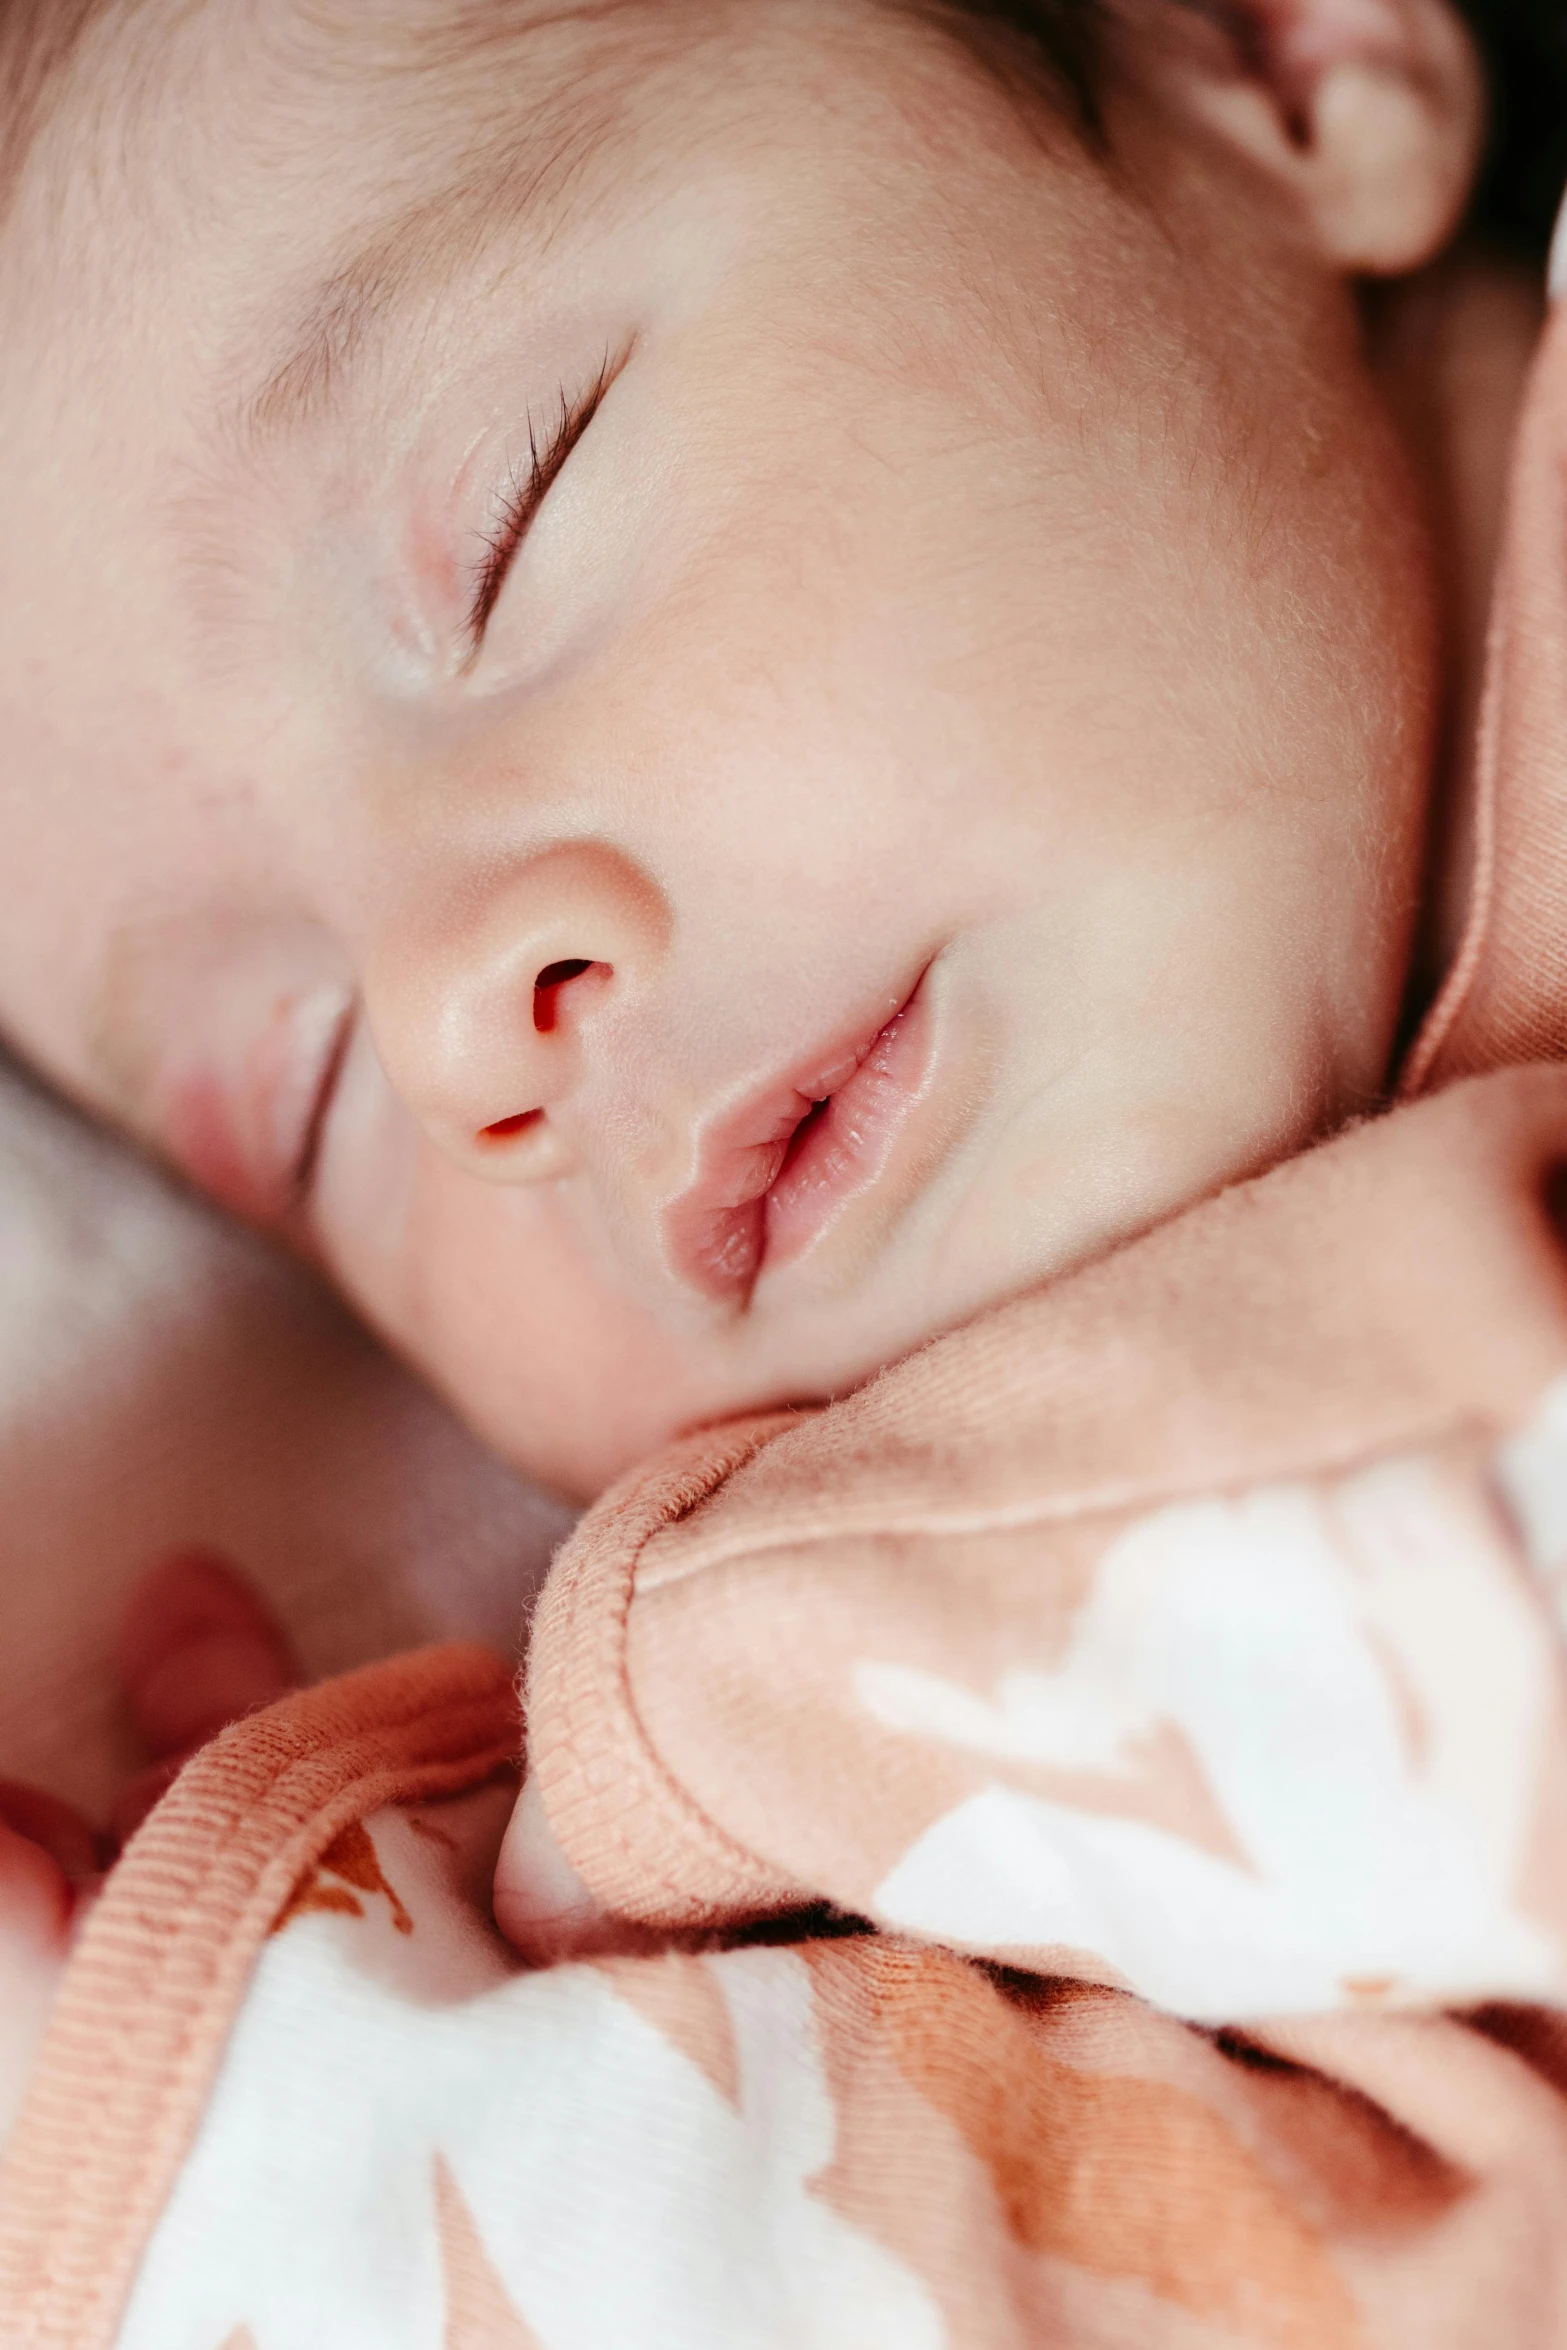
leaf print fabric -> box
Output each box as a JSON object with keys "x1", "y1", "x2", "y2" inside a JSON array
[
  {"x1": 122, "y1": 1877, "x2": 943, "y2": 2350},
  {"x1": 864, "y1": 1453, "x2": 1563, "y2": 2019},
  {"x1": 16, "y1": 1059, "x2": 1567, "y2": 2346}
]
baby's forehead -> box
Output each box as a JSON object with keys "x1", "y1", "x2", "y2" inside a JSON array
[
  {"x1": 5, "y1": 0, "x2": 630, "y2": 139},
  {"x1": 0, "y1": 0, "x2": 731, "y2": 514},
  {"x1": 3, "y1": 0, "x2": 684, "y2": 303}
]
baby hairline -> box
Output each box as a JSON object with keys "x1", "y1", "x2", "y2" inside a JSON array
[
  {"x1": 1, "y1": 0, "x2": 1544, "y2": 314},
  {"x1": 0, "y1": 0, "x2": 129, "y2": 232},
  {"x1": 0, "y1": 0, "x2": 1110, "y2": 232}
]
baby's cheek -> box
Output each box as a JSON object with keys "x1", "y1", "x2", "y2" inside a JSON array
[{"x1": 0, "y1": 1819, "x2": 77, "y2": 2142}]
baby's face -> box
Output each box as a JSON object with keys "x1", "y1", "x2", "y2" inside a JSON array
[{"x1": 0, "y1": 1, "x2": 1438, "y2": 1497}]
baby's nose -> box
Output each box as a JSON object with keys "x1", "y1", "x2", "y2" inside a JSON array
[{"x1": 363, "y1": 842, "x2": 671, "y2": 1181}]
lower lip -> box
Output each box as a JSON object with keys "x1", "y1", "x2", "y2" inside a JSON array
[
  {"x1": 669, "y1": 980, "x2": 934, "y2": 1302},
  {"x1": 762, "y1": 993, "x2": 931, "y2": 1271}
]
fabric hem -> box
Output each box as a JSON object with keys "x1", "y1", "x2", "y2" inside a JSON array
[
  {"x1": 0, "y1": 1641, "x2": 519, "y2": 2350},
  {"x1": 528, "y1": 1414, "x2": 808, "y2": 1931}
]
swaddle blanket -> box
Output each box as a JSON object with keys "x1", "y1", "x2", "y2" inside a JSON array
[
  {"x1": 11, "y1": 1068, "x2": 1567, "y2": 2348},
  {"x1": 10, "y1": 272, "x2": 1567, "y2": 2350}
]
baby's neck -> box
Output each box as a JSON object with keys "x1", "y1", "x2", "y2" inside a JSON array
[{"x1": 1368, "y1": 243, "x2": 1546, "y2": 1011}]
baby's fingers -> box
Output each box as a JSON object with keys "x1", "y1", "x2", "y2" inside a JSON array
[
  {"x1": 0, "y1": 1803, "x2": 84, "y2": 2136},
  {"x1": 493, "y1": 1775, "x2": 625, "y2": 1965},
  {"x1": 111, "y1": 1550, "x2": 298, "y2": 1848},
  {"x1": 0, "y1": 1782, "x2": 103, "y2": 1888},
  {"x1": 117, "y1": 1549, "x2": 298, "y2": 1759}
]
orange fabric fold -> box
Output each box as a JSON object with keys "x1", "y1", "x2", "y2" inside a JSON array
[
  {"x1": 528, "y1": 1413, "x2": 807, "y2": 1930},
  {"x1": 0, "y1": 1643, "x2": 518, "y2": 2350},
  {"x1": 528, "y1": 1067, "x2": 1567, "y2": 1941},
  {"x1": 1404, "y1": 301, "x2": 1567, "y2": 1093}
]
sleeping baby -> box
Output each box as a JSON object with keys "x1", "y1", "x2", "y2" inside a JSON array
[{"x1": 5, "y1": 0, "x2": 1567, "y2": 2341}]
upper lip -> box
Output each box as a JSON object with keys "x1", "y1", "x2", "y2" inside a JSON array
[{"x1": 663, "y1": 970, "x2": 932, "y2": 1305}]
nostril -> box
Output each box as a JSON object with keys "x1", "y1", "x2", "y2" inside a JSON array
[
  {"x1": 533, "y1": 959, "x2": 597, "y2": 1035},
  {"x1": 474, "y1": 962, "x2": 606, "y2": 1150},
  {"x1": 481, "y1": 1108, "x2": 545, "y2": 1145},
  {"x1": 472, "y1": 961, "x2": 613, "y2": 1151}
]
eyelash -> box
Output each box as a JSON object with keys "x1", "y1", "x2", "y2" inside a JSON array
[
  {"x1": 466, "y1": 351, "x2": 619, "y2": 650},
  {"x1": 289, "y1": 359, "x2": 618, "y2": 1203},
  {"x1": 291, "y1": 997, "x2": 357, "y2": 1205}
]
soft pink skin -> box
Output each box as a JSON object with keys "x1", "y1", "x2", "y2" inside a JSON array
[
  {"x1": 0, "y1": 1, "x2": 1489, "y2": 1503},
  {"x1": 0, "y1": 1555, "x2": 301, "y2": 2143}
]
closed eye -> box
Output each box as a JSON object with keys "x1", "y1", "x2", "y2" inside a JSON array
[
  {"x1": 465, "y1": 348, "x2": 624, "y2": 655},
  {"x1": 292, "y1": 995, "x2": 357, "y2": 1203}
]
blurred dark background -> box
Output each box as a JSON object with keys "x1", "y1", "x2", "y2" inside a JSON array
[{"x1": 1459, "y1": 0, "x2": 1567, "y2": 257}]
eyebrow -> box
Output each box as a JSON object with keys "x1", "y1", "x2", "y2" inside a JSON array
[
  {"x1": 240, "y1": 260, "x2": 401, "y2": 449},
  {"x1": 225, "y1": 12, "x2": 652, "y2": 456},
  {"x1": 231, "y1": 161, "x2": 579, "y2": 453}
]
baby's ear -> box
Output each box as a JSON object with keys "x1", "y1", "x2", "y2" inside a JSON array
[{"x1": 1138, "y1": 0, "x2": 1485, "y2": 276}]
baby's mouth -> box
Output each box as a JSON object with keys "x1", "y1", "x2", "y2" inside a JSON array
[{"x1": 664, "y1": 976, "x2": 933, "y2": 1304}]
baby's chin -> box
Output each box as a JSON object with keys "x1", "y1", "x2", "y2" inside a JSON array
[
  {"x1": 349, "y1": 1218, "x2": 962, "y2": 1503},
  {"x1": 314, "y1": 980, "x2": 1368, "y2": 1502},
  {"x1": 309, "y1": 1105, "x2": 952, "y2": 1498},
  {"x1": 362, "y1": 1168, "x2": 1149, "y2": 1501},
  {"x1": 384, "y1": 1278, "x2": 891, "y2": 1505}
]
